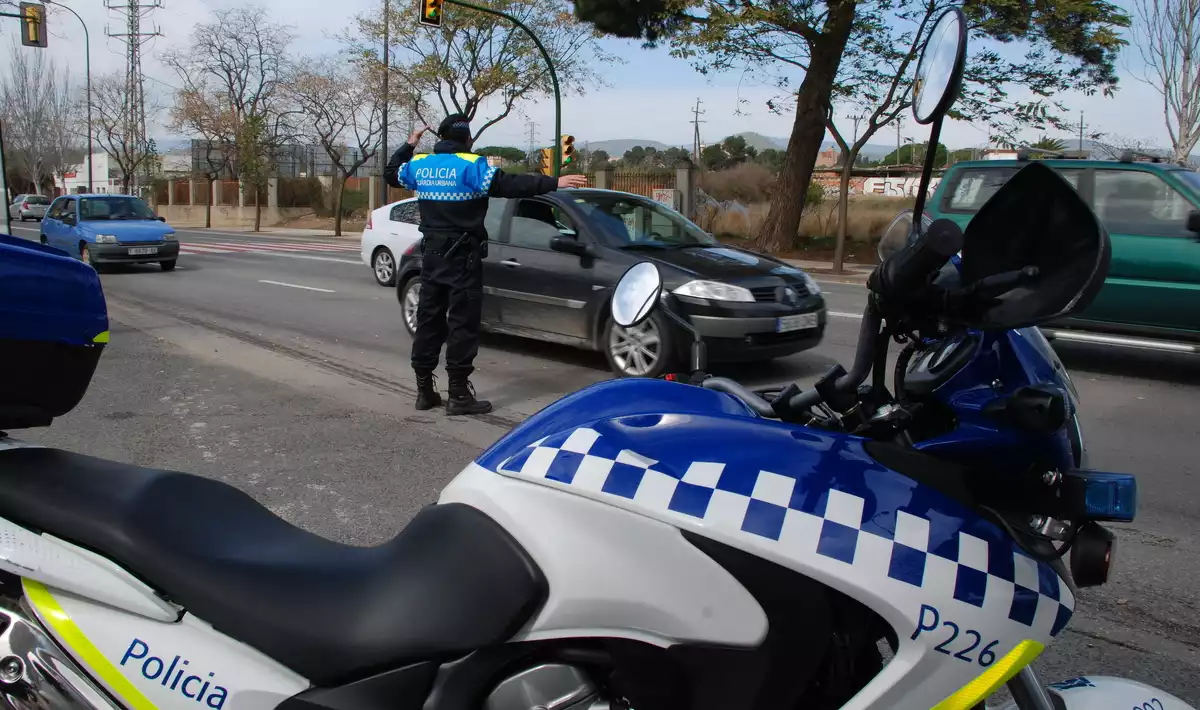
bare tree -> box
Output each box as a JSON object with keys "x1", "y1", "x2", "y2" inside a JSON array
[
  {"x1": 1091, "y1": 133, "x2": 1166, "y2": 159},
  {"x1": 168, "y1": 87, "x2": 235, "y2": 227},
  {"x1": 347, "y1": 0, "x2": 617, "y2": 144},
  {"x1": 162, "y1": 6, "x2": 297, "y2": 231},
  {"x1": 90, "y1": 72, "x2": 158, "y2": 192},
  {"x1": 1, "y1": 45, "x2": 54, "y2": 194},
  {"x1": 45, "y1": 67, "x2": 88, "y2": 193},
  {"x1": 289, "y1": 57, "x2": 384, "y2": 236},
  {"x1": 1135, "y1": 0, "x2": 1200, "y2": 164}
]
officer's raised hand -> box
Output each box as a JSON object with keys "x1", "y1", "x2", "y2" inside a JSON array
[
  {"x1": 408, "y1": 126, "x2": 431, "y2": 147},
  {"x1": 558, "y1": 175, "x2": 588, "y2": 189}
]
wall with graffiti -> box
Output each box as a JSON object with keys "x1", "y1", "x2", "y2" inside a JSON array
[{"x1": 810, "y1": 170, "x2": 943, "y2": 198}]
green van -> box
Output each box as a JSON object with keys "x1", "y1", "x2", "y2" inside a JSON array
[{"x1": 927, "y1": 157, "x2": 1200, "y2": 352}]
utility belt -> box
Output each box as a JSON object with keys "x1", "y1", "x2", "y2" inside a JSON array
[{"x1": 421, "y1": 231, "x2": 488, "y2": 260}]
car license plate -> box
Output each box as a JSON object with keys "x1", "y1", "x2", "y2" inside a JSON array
[
  {"x1": 128, "y1": 247, "x2": 158, "y2": 255},
  {"x1": 776, "y1": 313, "x2": 818, "y2": 333}
]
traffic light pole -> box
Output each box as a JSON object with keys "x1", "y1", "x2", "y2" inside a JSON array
[
  {"x1": 42, "y1": 0, "x2": 93, "y2": 194},
  {"x1": 442, "y1": 0, "x2": 561, "y2": 177}
]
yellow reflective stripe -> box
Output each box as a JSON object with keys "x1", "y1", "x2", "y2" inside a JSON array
[
  {"x1": 411, "y1": 154, "x2": 432, "y2": 162},
  {"x1": 931, "y1": 639, "x2": 1045, "y2": 710},
  {"x1": 455, "y1": 153, "x2": 482, "y2": 161},
  {"x1": 92, "y1": 330, "x2": 110, "y2": 344},
  {"x1": 22, "y1": 579, "x2": 157, "y2": 710}
]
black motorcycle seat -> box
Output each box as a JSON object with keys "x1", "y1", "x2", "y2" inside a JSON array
[{"x1": 0, "y1": 447, "x2": 547, "y2": 685}]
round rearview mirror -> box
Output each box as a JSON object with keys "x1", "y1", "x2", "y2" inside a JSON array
[
  {"x1": 878, "y1": 210, "x2": 933, "y2": 262},
  {"x1": 912, "y1": 7, "x2": 967, "y2": 125},
  {"x1": 612, "y1": 262, "x2": 663, "y2": 328}
]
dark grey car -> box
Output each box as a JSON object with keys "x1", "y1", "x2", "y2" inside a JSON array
[
  {"x1": 395, "y1": 189, "x2": 828, "y2": 378},
  {"x1": 8, "y1": 194, "x2": 50, "y2": 221}
]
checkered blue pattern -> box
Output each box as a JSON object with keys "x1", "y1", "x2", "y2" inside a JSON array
[
  {"x1": 499, "y1": 427, "x2": 1075, "y2": 637},
  {"x1": 416, "y1": 190, "x2": 488, "y2": 202},
  {"x1": 480, "y1": 165, "x2": 498, "y2": 193}
]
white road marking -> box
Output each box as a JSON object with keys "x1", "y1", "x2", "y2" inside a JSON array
[
  {"x1": 258, "y1": 280, "x2": 336, "y2": 293},
  {"x1": 829, "y1": 311, "x2": 864, "y2": 319}
]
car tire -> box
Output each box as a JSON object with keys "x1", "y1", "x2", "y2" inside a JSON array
[
  {"x1": 603, "y1": 310, "x2": 676, "y2": 378},
  {"x1": 373, "y1": 247, "x2": 396, "y2": 287},
  {"x1": 399, "y1": 277, "x2": 421, "y2": 336},
  {"x1": 39, "y1": 235, "x2": 47, "y2": 245},
  {"x1": 160, "y1": 260, "x2": 177, "y2": 272}
]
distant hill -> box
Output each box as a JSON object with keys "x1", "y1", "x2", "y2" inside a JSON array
[{"x1": 585, "y1": 139, "x2": 677, "y2": 156}]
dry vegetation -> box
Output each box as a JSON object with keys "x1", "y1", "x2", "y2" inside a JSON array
[{"x1": 696, "y1": 163, "x2": 915, "y2": 262}]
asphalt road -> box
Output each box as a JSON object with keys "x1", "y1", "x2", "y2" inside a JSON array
[{"x1": 8, "y1": 223, "x2": 1200, "y2": 703}]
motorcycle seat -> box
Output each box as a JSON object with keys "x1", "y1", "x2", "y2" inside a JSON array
[{"x1": 0, "y1": 447, "x2": 547, "y2": 686}]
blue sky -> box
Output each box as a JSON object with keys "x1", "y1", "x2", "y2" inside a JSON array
[{"x1": 3, "y1": 0, "x2": 1164, "y2": 152}]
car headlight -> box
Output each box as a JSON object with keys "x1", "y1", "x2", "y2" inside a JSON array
[
  {"x1": 163, "y1": 232, "x2": 177, "y2": 241},
  {"x1": 800, "y1": 272, "x2": 821, "y2": 296},
  {"x1": 673, "y1": 280, "x2": 755, "y2": 302},
  {"x1": 95, "y1": 234, "x2": 118, "y2": 244}
]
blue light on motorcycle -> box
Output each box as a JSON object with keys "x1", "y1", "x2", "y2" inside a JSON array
[{"x1": 1061, "y1": 470, "x2": 1137, "y2": 523}]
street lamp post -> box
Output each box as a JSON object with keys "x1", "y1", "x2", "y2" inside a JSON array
[{"x1": 45, "y1": 0, "x2": 93, "y2": 194}]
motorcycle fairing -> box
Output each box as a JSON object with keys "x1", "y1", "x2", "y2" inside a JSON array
[
  {"x1": 995, "y1": 676, "x2": 1196, "y2": 710},
  {"x1": 476, "y1": 378, "x2": 1074, "y2": 709}
]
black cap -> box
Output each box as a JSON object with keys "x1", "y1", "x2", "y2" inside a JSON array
[{"x1": 438, "y1": 114, "x2": 471, "y2": 142}]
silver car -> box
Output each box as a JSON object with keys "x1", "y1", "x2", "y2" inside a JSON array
[{"x1": 8, "y1": 194, "x2": 50, "y2": 221}]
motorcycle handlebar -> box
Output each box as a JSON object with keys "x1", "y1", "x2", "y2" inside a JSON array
[
  {"x1": 786, "y1": 304, "x2": 882, "y2": 413},
  {"x1": 701, "y1": 377, "x2": 777, "y2": 417}
]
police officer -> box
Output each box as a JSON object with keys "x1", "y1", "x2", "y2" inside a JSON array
[{"x1": 386, "y1": 114, "x2": 587, "y2": 415}]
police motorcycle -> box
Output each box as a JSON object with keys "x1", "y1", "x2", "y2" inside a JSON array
[{"x1": 0, "y1": 8, "x2": 1193, "y2": 710}]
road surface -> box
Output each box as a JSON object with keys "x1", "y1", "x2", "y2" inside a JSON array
[{"x1": 9, "y1": 223, "x2": 1200, "y2": 702}]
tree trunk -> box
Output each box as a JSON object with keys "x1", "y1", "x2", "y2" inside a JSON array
[
  {"x1": 756, "y1": 0, "x2": 859, "y2": 254},
  {"x1": 205, "y1": 177, "x2": 214, "y2": 228},
  {"x1": 254, "y1": 188, "x2": 262, "y2": 233},
  {"x1": 832, "y1": 155, "x2": 856, "y2": 273},
  {"x1": 333, "y1": 174, "x2": 344, "y2": 237}
]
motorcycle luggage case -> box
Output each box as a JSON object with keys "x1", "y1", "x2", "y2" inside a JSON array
[{"x1": 0, "y1": 234, "x2": 108, "y2": 430}]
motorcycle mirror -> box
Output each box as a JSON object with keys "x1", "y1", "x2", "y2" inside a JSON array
[
  {"x1": 908, "y1": 6, "x2": 968, "y2": 231},
  {"x1": 611, "y1": 262, "x2": 663, "y2": 328}
]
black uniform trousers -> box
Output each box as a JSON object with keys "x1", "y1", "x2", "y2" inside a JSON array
[{"x1": 410, "y1": 237, "x2": 484, "y2": 378}]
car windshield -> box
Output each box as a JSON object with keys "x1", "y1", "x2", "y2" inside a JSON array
[
  {"x1": 25, "y1": 196, "x2": 50, "y2": 205},
  {"x1": 571, "y1": 193, "x2": 717, "y2": 248},
  {"x1": 79, "y1": 196, "x2": 156, "y2": 221}
]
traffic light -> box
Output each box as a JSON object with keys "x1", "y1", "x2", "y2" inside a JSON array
[
  {"x1": 538, "y1": 147, "x2": 554, "y2": 175},
  {"x1": 560, "y1": 135, "x2": 575, "y2": 168},
  {"x1": 20, "y1": 3, "x2": 47, "y2": 48},
  {"x1": 419, "y1": 0, "x2": 443, "y2": 27}
]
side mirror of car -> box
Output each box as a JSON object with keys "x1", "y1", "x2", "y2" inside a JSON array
[
  {"x1": 156, "y1": 215, "x2": 166, "y2": 222},
  {"x1": 1187, "y1": 211, "x2": 1200, "y2": 236},
  {"x1": 551, "y1": 236, "x2": 590, "y2": 257}
]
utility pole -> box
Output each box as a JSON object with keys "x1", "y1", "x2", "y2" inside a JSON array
[
  {"x1": 1078, "y1": 111, "x2": 1085, "y2": 152},
  {"x1": 895, "y1": 116, "x2": 902, "y2": 166},
  {"x1": 691, "y1": 98, "x2": 705, "y2": 163},
  {"x1": 380, "y1": 0, "x2": 389, "y2": 207},
  {"x1": 526, "y1": 119, "x2": 537, "y2": 169},
  {"x1": 848, "y1": 113, "x2": 865, "y2": 166},
  {"x1": 105, "y1": 0, "x2": 161, "y2": 194}
]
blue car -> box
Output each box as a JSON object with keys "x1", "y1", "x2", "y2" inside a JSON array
[{"x1": 40, "y1": 194, "x2": 180, "y2": 271}]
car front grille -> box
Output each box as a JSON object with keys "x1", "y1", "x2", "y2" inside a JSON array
[{"x1": 750, "y1": 286, "x2": 777, "y2": 303}]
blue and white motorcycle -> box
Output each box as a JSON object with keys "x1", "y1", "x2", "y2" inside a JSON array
[{"x1": 0, "y1": 8, "x2": 1192, "y2": 710}]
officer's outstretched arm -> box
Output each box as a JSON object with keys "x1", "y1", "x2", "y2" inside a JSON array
[
  {"x1": 469, "y1": 160, "x2": 558, "y2": 198},
  {"x1": 384, "y1": 144, "x2": 418, "y2": 189}
]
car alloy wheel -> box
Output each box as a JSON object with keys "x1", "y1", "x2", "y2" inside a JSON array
[
  {"x1": 402, "y1": 279, "x2": 421, "y2": 335},
  {"x1": 609, "y1": 318, "x2": 662, "y2": 377},
  {"x1": 374, "y1": 248, "x2": 396, "y2": 286}
]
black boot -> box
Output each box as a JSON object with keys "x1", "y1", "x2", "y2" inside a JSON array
[
  {"x1": 446, "y1": 375, "x2": 492, "y2": 415},
  {"x1": 414, "y1": 372, "x2": 442, "y2": 411}
]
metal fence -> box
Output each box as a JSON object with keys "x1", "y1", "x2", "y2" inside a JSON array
[{"x1": 611, "y1": 171, "x2": 674, "y2": 197}]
